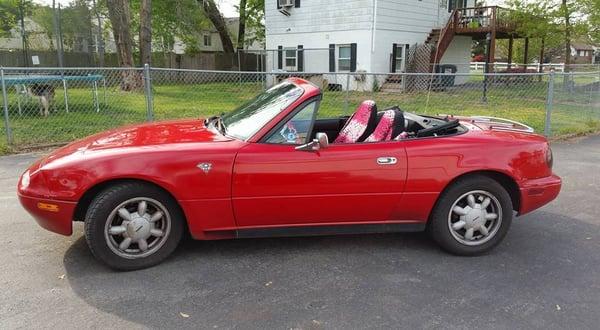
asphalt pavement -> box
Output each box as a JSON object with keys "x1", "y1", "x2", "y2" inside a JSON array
[{"x1": 1, "y1": 135, "x2": 599, "y2": 329}]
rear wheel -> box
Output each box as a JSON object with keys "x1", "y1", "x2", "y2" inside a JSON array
[
  {"x1": 428, "y1": 175, "x2": 513, "y2": 255},
  {"x1": 84, "y1": 182, "x2": 184, "y2": 270}
]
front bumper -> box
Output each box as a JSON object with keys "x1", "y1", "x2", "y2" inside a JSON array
[
  {"x1": 519, "y1": 174, "x2": 562, "y2": 215},
  {"x1": 18, "y1": 193, "x2": 75, "y2": 236}
]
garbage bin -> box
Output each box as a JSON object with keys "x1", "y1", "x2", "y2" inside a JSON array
[{"x1": 435, "y1": 64, "x2": 457, "y2": 87}]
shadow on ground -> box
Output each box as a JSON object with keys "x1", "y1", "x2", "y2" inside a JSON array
[{"x1": 63, "y1": 211, "x2": 600, "y2": 329}]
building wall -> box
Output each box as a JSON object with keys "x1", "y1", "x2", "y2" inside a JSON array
[
  {"x1": 265, "y1": 0, "x2": 475, "y2": 89},
  {"x1": 376, "y1": 0, "x2": 449, "y2": 33},
  {"x1": 266, "y1": 0, "x2": 374, "y2": 35}
]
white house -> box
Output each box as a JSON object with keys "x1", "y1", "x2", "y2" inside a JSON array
[
  {"x1": 172, "y1": 17, "x2": 264, "y2": 54},
  {"x1": 265, "y1": 0, "x2": 475, "y2": 90}
]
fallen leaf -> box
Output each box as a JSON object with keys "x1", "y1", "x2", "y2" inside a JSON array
[
  {"x1": 556, "y1": 304, "x2": 561, "y2": 311},
  {"x1": 180, "y1": 312, "x2": 190, "y2": 318}
]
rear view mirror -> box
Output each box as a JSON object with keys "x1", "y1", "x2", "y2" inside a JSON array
[{"x1": 295, "y1": 132, "x2": 329, "y2": 151}]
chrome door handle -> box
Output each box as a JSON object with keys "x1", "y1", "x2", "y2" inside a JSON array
[{"x1": 377, "y1": 157, "x2": 397, "y2": 165}]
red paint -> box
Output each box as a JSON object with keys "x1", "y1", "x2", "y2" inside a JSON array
[
  {"x1": 18, "y1": 78, "x2": 561, "y2": 239},
  {"x1": 18, "y1": 194, "x2": 75, "y2": 236}
]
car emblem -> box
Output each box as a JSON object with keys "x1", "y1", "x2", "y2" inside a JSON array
[{"x1": 197, "y1": 162, "x2": 212, "y2": 174}]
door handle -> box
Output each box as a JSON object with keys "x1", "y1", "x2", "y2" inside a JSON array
[{"x1": 377, "y1": 157, "x2": 397, "y2": 165}]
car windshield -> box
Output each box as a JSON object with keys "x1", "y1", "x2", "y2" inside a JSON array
[{"x1": 221, "y1": 82, "x2": 304, "y2": 140}]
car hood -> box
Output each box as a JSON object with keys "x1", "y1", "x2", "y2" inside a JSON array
[{"x1": 43, "y1": 119, "x2": 232, "y2": 164}]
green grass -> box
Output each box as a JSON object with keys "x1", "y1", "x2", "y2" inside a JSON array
[{"x1": 0, "y1": 78, "x2": 598, "y2": 154}]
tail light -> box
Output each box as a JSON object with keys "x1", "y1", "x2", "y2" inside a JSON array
[{"x1": 546, "y1": 146, "x2": 554, "y2": 170}]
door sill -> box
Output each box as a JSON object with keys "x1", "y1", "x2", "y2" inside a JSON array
[{"x1": 236, "y1": 222, "x2": 426, "y2": 239}]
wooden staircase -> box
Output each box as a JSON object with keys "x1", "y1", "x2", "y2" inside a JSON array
[
  {"x1": 380, "y1": 74, "x2": 404, "y2": 92},
  {"x1": 430, "y1": 11, "x2": 458, "y2": 66}
]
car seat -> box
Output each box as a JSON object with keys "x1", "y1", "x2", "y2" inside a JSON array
[
  {"x1": 333, "y1": 100, "x2": 378, "y2": 143},
  {"x1": 364, "y1": 107, "x2": 405, "y2": 142}
]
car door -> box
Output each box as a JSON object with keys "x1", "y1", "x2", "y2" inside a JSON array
[{"x1": 231, "y1": 100, "x2": 408, "y2": 227}]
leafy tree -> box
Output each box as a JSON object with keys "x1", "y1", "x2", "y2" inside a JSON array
[
  {"x1": 30, "y1": 5, "x2": 55, "y2": 50},
  {"x1": 502, "y1": 0, "x2": 588, "y2": 68},
  {"x1": 581, "y1": 0, "x2": 599, "y2": 43},
  {"x1": 243, "y1": 0, "x2": 264, "y2": 48},
  {"x1": 0, "y1": 0, "x2": 33, "y2": 38}
]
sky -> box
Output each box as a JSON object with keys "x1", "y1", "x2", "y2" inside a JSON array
[{"x1": 32, "y1": 0, "x2": 239, "y2": 18}]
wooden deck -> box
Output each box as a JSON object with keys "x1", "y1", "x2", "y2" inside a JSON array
[{"x1": 433, "y1": 6, "x2": 524, "y2": 64}]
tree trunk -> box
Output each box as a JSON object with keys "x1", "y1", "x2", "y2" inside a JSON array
[
  {"x1": 106, "y1": 0, "x2": 140, "y2": 90},
  {"x1": 237, "y1": 0, "x2": 247, "y2": 50},
  {"x1": 200, "y1": 0, "x2": 235, "y2": 53},
  {"x1": 139, "y1": 0, "x2": 152, "y2": 66},
  {"x1": 562, "y1": 0, "x2": 572, "y2": 71},
  {"x1": 92, "y1": 0, "x2": 105, "y2": 67}
]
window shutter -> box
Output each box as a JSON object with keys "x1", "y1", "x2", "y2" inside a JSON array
[
  {"x1": 391, "y1": 43, "x2": 397, "y2": 72},
  {"x1": 294, "y1": 0, "x2": 300, "y2": 8},
  {"x1": 329, "y1": 44, "x2": 335, "y2": 72},
  {"x1": 277, "y1": 46, "x2": 283, "y2": 70},
  {"x1": 350, "y1": 43, "x2": 357, "y2": 72},
  {"x1": 297, "y1": 45, "x2": 304, "y2": 71}
]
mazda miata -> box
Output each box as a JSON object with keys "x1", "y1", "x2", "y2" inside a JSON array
[{"x1": 18, "y1": 78, "x2": 561, "y2": 270}]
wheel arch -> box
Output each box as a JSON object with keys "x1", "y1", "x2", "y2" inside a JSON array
[
  {"x1": 73, "y1": 178, "x2": 187, "y2": 225},
  {"x1": 436, "y1": 170, "x2": 521, "y2": 213}
]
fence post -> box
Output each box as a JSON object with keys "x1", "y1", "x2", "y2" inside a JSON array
[
  {"x1": 0, "y1": 67, "x2": 13, "y2": 145},
  {"x1": 143, "y1": 63, "x2": 154, "y2": 122},
  {"x1": 544, "y1": 70, "x2": 555, "y2": 137}
]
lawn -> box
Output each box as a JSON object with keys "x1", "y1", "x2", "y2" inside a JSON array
[{"x1": 0, "y1": 77, "x2": 599, "y2": 154}]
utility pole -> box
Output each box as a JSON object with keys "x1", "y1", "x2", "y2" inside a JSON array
[
  {"x1": 53, "y1": 0, "x2": 65, "y2": 68},
  {"x1": 19, "y1": 0, "x2": 29, "y2": 67}
]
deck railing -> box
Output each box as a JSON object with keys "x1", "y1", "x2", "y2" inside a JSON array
[{"x1": 454, "y1": 6, "x2": 516, "y2": 33}]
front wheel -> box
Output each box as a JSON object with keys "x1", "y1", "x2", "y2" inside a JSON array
[
  {"x1": 428, "y1": 175, "x2": 513, "y2": 255},
  {"x1": 84, "y1": 182, "x2": 184, "y2": 270}
]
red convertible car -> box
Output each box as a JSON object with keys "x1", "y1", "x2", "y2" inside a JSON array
[{"x1": 18, "y1": 78, "x2": 561, "y2": 270}]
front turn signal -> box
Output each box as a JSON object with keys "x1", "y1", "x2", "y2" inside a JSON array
[{"x1": 37, "y1": 202, "x2": 59, "y2": 212}]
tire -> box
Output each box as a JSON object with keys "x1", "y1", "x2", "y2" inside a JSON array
[
  {"x1": 428, "y1": 175, "x2": 513, "y2": 255},
  {"x1": 84, "y1": 182, "x2": 184, "y2": 271}
]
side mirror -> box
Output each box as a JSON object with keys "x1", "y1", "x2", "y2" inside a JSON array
[{"x1": 295, "y1": 132, "x2": 329, "y2": 151}]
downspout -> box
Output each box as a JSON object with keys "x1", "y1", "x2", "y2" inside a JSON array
[{"x1": 371, "y1": 0, "x2": 377, "y2": 53}]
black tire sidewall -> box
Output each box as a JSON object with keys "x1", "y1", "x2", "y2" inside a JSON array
[
  {"x1": 428, "y1": 175, "x2": 513, "y2": 255},
  {"x1": 84, "y1": 182, "x2": 184, "y2": 271}
]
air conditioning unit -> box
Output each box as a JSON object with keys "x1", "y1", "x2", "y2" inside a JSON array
[{"x1": 279, "y1": 0, "x2": 294, "y2": 7}]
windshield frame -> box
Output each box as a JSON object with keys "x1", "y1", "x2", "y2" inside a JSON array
[{"x1": 218, "y1": 82, "x2": 305, "y2": 141}]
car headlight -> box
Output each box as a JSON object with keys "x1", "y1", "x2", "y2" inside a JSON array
[{"x1": 20, "y1": 170, "x2": 30, "y2": 189}]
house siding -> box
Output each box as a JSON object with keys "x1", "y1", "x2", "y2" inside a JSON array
[
  {"x1": 265, "y1": 0, "x2": 374, "y2": 36},
  {"x1": 376, "y1": 0, "x2": 447, "y2": 33},
  {"x1": 265, "y1": 0, "x2": 475, "y2": 89}
]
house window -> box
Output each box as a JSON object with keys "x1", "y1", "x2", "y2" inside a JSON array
[
  {"x1": 448, "y1": 0, "x2": 467, "y2": 12},
  {"x1": 338, "y1": 45, "x2": 351, "y2": 71},
  {"x1": 203, "y1": 35, "x2": 211, "y2": 47},
  {"x1": 394, "y1": 44, "x2": 405, "y2": 73},
  {"x1": 285, "y1": 48, "x2": 297, "y2": 71}
]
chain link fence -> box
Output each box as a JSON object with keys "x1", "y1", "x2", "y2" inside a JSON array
[{"x1": 0, "y1": 66, "x2": 599, "y2": 152}]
